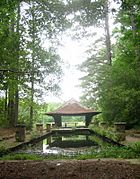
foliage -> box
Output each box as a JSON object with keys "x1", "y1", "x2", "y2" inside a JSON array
[
  {"x1": 0, "y1": 0, "x2": 140, "y2": 129},
  {"x1": 18, "y1": 101, "x2": 61, "y2": 128},
  {"x1": 0, "y1": 98, "x2": 8, "y2": 126},
  {"x1": 0, "y1": 146, "x2": 7, "y2": 157},
  {"x1": 75, "y1": 145, "x2": 140, "y2": 159},
  {"x1": 29, "y1": 131, "x2": 40, "y2": 140},
  {"x1": 98, "y1": 0, "x2": 140, "y2": 126},
  {"x1": 129, "y1": 141, "x2": 140, "y2": 154},
  {"x1": 0, "y1": 153, "x2": 43, "y2": 160},
  {"x1": 79, "y1": 48, "x2": 107, "y2": 109},
  {"x1": 90, "y1": 125, "x2": 121, "y2": 142},
  {"x1": 67, "y1": 0, "x2": 106, "y2": 26},
  {"x1": 62, "y1": 116, "x2": 85, "y2": 122},
  {"x1": 1, "y1": 142, "x2": 140, "y2": 160},
  {"x1": 79, "y1": 0, "x2": 140, "y2": 128},
  {"x1": 89, "y1": 133, "x2": 111, "y2": 148},
  {"x1": 0, "y1": 0, "x2": 69, "y2": 127}
]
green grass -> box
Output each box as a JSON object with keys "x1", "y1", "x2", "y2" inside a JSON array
[
  {"x1": 74, "y1": 142, "x2": 140, "y2": 160},
  {"x1": 0, "y1": 153, "x2": 44, "y2": 160},
  {"x1": 0, "y1": 142, "x2": 140, "y2": 160}
]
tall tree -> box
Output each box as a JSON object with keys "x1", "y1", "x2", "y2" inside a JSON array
[
  {"x1": 76, "y1": 0, "x2": 113, "y2": 108},
  {"x1": 0, "y1": 0, "x2": 22, "y2": 126},
  {"x1": 66, "y1": 0, "x2": 112, "y2": 64},
  {"x1": 104, "y1": 0, "x2": 112, "y2": 65},
  {"x1": 0, "y1": 0, "x2": 69, "y2": 127},
  {"x1": 25, "y1": 0, "x2": 68, "y2": 128},
  {"x1": 97, "y1": 0, "x2": 140, "y2": 126}
]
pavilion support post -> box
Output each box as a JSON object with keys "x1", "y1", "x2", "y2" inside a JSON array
[
  {"x1": 53, "y1": 115, "x2": 62, "y2": 127},
  {"x1": 47, "y1": 136, "x2": 52, "y2": 145},
  {"x1": 85, "y1": 115, "x2": 93, "y2": 127}
]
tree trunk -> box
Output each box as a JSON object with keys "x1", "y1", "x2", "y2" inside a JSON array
[
  {"x1": 30, "y1": 76, "x2": 34, "y2": 129},
  {"x1": 14, "y1": 0, "x2": 21, "y2": 125},
  {"x1": 104, "y1": 0, "x2": 112, "y2": 65},
  {"x1": 29, "y1": 2, "x2": 35, "y2": 129},
  {"x1": 7, "y1": 8, "x2": 16, "y2": 127},
  {"x1": 4, "y1": 86, "x2": 8, "y2": 120},
  {"x1": 7, "y1": 1, "x2": 21, "y2": 127},
  {"x1": 8, "y1": 88, "x2": 15, "y2": 127}
]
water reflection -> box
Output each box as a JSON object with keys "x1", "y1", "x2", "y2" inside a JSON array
[
  {"x1": 41, "y1": 134, "x2": 98, "y2": 155},
  {"x1": 16, "y1": 134, "x2": 101, "y2": 156}
]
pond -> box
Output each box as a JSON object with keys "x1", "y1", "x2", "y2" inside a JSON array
[{"x1": 15, "y1": 132, "x2": 110, "y2": 156}]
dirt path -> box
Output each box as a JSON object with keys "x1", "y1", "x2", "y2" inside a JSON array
[
  {"x1": 126, "y1": 136, "x2": 140, "y2": 143},
  {"x1": 0, "y1": 159, "x2": 140, "y2": 179},
  {"x1": 0, "y1": 128, "x2": 15, "y2": 139}
]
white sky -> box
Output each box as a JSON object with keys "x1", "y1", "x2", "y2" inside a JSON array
[
  {"x1": 58, "y1": 42, "x2": 86, "y2": 101},
  {"x1": 44, "y1": 0, "x2": 118, "y2": 103},
  {"x1": 45, "y1": 36, "x2": 88, "y2": 103},
  {"x1": 45, "y1": 27, "x2": 105, "y2": 103}
]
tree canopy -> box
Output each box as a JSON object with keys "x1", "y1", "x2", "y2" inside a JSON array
[
  {"x1": 0, "y1": 0, "x2": 69, "y2": 127},
  {"x1": 78, "y1": 0, "x2": 140, "y2": 127},
  {"x1": 0, "y1": 0, "x2": 140, "y2": 129}
]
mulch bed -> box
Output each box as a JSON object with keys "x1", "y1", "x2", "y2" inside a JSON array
[{"x1": 0, "y1": 159, "x2": 140, "y2": 179}]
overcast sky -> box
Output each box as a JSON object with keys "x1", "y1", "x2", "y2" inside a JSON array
[
  {"x1": 45, "y1": 28, "x2": 101, "y2": 103},
  {"x1": 45, "y1": 35, "x2": 88, "y2": 103},
  {"x1": 44, "y1": 1, "x2": 117, "y2": 103}
]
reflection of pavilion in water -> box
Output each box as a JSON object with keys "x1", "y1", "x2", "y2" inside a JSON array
[{"x1": 43, "y1": 134, "x2": 98, "y2": 149}]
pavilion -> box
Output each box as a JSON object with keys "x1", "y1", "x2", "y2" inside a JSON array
[{"x1": 45, "y1": 99, "x2": 101, "y2": 127}]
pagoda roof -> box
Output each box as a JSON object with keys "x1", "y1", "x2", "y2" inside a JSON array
[{"x1": 45, "y1": 99, "x2": 101, "y2": 116}]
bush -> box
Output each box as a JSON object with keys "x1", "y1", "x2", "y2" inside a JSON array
[{"x1": 0, "y1": 146, "x2": 7, "y2": 157}]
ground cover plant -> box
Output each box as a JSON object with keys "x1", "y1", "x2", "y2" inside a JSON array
[
  {"x1": 0, "y1": 141, "x2": 140, "y2": 160},
  {"x1": 90, "y1": 125, "x2": 122, "y2": 142}
]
